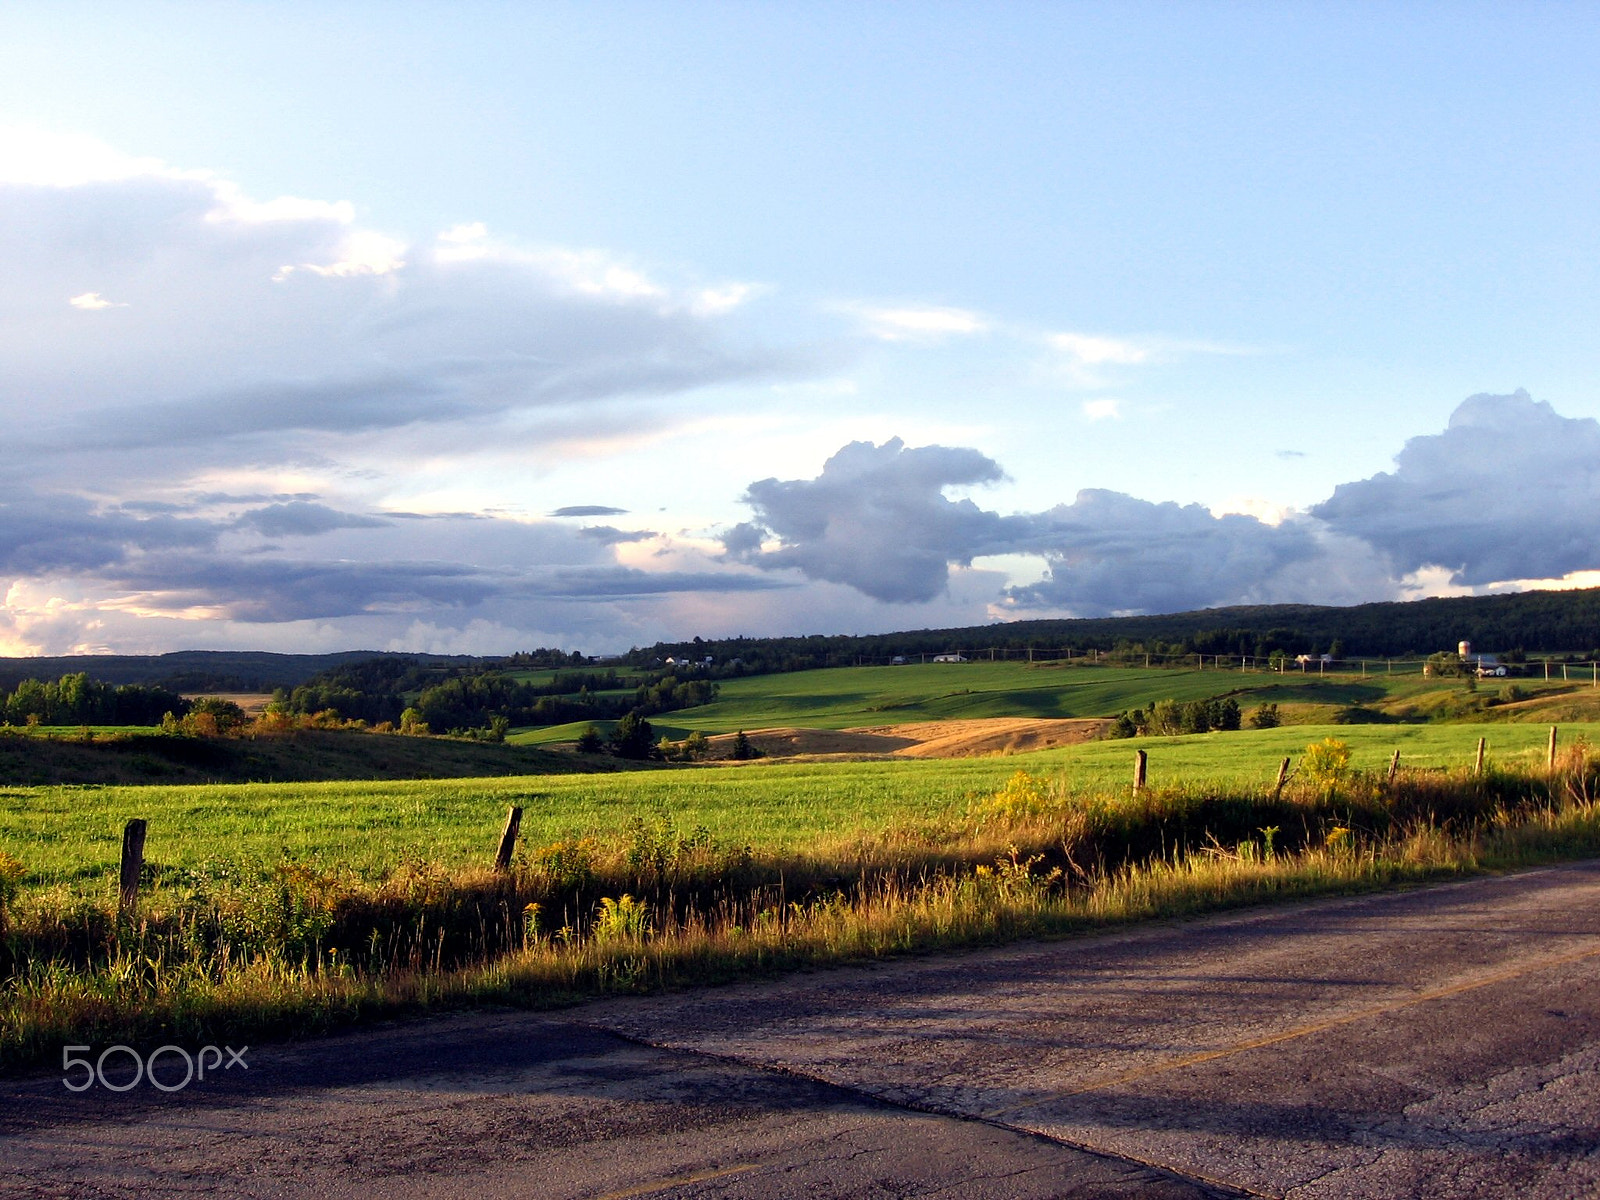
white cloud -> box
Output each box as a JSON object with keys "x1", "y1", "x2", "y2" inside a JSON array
[
  {"x1": 693, "y1": 281, "x2": 759, "y2": 316},
  {"x1": 277, "y1": 229, "x2": 408, "y2": 280},
  {"x1": 1049, "y1": 331, "x2": 1149, "y2": 365},
  {"x1": 68, "y1": 292, "x2": 125, "y2": 310},
  {"x1": 0, "y1": 124, "x2": 178, "y2": 187},
  {"x1": 1081, "y1": 398, "x2": 1121, "y2": 421},
  {"x1": 853, "y1": 304, "x2": 989, "y2": 341},
  {"x1": 1210, "y1": 496, "x2": 1293, "y2": 526}
]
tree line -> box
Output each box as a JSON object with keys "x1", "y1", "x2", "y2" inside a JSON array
[
  {"x1": 277, "y1": 660, "x2": 717, "y2": 736},
  {"x1": 0, "y1": 674, "x2": 191, "y2": 727},
  {"x1": 630, "y1": 587, "x2": 1600, "y2": 674}
]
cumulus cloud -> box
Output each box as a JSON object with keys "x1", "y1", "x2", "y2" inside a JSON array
[
  {"x1": 723, "y1": 438, "x2": 1025, "y2": 602},
  {"x1": 1313, "y1": 391, "x2": 1600, "y2": 587},
  {"x1": 724, "y1": 393, "x2": 1600, "y2": 617},
  {"x1": 721, "y1": 441, "x2": 1350, "y2": 614},
  {"x1": 1003, "y1": 493, "x2": 1349, "y2": 615}
]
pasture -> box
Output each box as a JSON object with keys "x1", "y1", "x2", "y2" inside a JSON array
[
  {"x1": 6, "y1": 721, "x2": 1590, "y2": 891},
  {"x1": 510, "y1": 659, "x2": 1596, "y2": 745}
]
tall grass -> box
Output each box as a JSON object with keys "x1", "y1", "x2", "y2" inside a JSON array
[{"x1": 4, "y1": 743, "x2": 1599, "y2": 1072}]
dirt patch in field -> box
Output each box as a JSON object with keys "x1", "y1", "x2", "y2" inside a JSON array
[
  {"x1": 182, "y1": 692, "x2": 276, "y2": 716},
  {"x1": 711, "y1": 718, "x2": 1108, "y2": 761}
]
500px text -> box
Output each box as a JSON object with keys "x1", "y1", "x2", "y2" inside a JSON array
[{"x1": 63, "y1": 1044, "x2": 249, "y2": 1092}]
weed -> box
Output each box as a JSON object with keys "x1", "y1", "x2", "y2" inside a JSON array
[
  {"x1": 593, "y1": 894, "x2": 651, "y2": 944},
  {"x1": 1302, "y1": 738, "x2": 1352, "y2": 795}
]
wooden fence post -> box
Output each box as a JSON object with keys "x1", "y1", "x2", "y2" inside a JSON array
[
  {"x1": 1475, "y1": 738, "x2": 1486, "y2": 777},
  {"x1": 1273, "y1": 756, "x2": 1292, "y2": 801},
  {"x1": 494, "y1": 805, "x2": 523, "y2": 872},
  {"x1": 1548, "y1": 726, "x2": 1559, "y2": 772},
  {"x1": 119, "y1": 819, "x2": 147, "y2": 914},
  {"x1": 1388, "y1": 749, "x2": 1401, "y2": 785},
  {"x1": 1133, "y1": 750, "x2": 1147, "y2": 795}
]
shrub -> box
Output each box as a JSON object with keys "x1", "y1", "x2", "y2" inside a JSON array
[
  {"x1": 609, "y1": 712, "x2": 656, "y2": 760},
  {"x1": 1249, "y1": 703, "x2": 1281, "y2": 730},
  {"x1": 1180, "y1": 700, "x2": 1211, "y2": 734},
  {"x1": 575, "y1": 725, "x2": 605, "y2": 754},
  {"x1": 1211, "y1": 697, "x2": 1242, "y2": 731}
]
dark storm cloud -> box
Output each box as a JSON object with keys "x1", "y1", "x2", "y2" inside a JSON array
[
  {"x1": 0, "y1": 492, "x2": 219, "y2": 574},
  {"x1": 103, "y1": 554, "x2": 790, "y2": 622},
  {"x1": 112, "y1": 554, "x2": 501, "y2": 622},
  {"x1": 551, "y1": 505, "x2": 629, "y2": 517},
  {"x1": 527, "y1": 567, "x2": 792, "y2": 599},
  {"x1": 234, "y1": 502, "x2": 390, "y2": 537},
  {"x1": 577, "y1": 526, "x2": 657, "y2": 545},
  {"x1": 1312, "y1": 391, "x2": 1600, "y2": 586}
]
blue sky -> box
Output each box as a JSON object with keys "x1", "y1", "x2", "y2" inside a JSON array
[{"x1": 2, "y1": 3, "x2": 1598, "y2": 655}]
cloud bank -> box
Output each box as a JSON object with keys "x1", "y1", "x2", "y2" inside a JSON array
[
  {"x1": 723, "y1": 392, "x2": 1600, "y2": 617},
  {"x1": 1312, "y1": 390, "x2": 1600, "y2": 587}
]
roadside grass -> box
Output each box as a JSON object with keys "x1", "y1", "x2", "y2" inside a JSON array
[{"x1": 3, "y1": 729, "x2": 1599, "y2": 1071}]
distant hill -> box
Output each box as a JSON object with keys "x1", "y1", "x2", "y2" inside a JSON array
[
  {"x1": 0, "y1": 650, "x2": 487, "y2": 692},
  {"x1": 636, "y1": 587, "x2": 1600, "y2": 669},
  {"x1": 5, "y1": 586, "x2": 1598, "y2": 693}
]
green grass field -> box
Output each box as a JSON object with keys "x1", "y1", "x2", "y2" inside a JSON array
[
  {"x1": 510, "y1": 660, "x2": 1594, "y2": 745},
  {"x1": 7, "y1": 721, "x2": 1590, "y2": 891}
]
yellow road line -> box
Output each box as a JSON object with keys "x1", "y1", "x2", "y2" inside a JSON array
[
  {"x1": 587, "y1": 1162, "x2": 761, "y2": 1200},
  {"x1": 984, "y1": 941, "x2": 1600, "y2": 1118}
]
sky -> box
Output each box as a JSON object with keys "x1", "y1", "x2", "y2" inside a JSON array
[{"x1": 2, "y1": 2, "x2": 1599, "y2": 656}]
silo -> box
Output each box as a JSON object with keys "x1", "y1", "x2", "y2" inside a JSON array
[{"x1": 1458, "y1": 640, "x2": 1472, "y2": 660}]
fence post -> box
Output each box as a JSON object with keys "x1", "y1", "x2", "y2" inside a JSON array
[
  {"x1": 1548, "y1": 726, "x2": 1559, "y2": 772},
  {"x1": 1475, "y1": 738, "x2": 1486, "y2": 777},
  {"x1": 1388, "y1": 749, "x2": 1401, "y2": 785},
  {"x1": 1133, "y1": 750, "x2": 1147, "y2": 795},
  {"x1": 1273, "y1": 756, "x2": 1292, "y2": 800},
  {"x1": 119, "y1": 818, "x2": 147, "y2": 914},
  {"x1": 494, "y1": 805, "x2": 523, "y2": 872}
]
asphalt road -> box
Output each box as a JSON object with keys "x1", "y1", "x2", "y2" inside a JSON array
[{"x1": 4, "y1": 861, "x2": 1599, "y2": 1198}]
